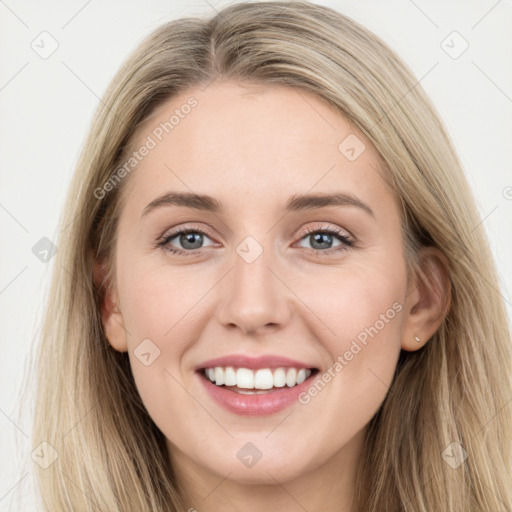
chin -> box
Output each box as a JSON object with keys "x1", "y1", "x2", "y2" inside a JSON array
[{"x1": 197, "y1": 446, "x2": 318, "y2": 485}]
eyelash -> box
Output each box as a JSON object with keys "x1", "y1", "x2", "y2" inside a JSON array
[{"x1": 155, "y1": 224, "x2": 355, "y2": 257}]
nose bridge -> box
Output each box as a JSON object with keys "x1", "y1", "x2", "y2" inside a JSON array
[{"x1": 215, "y1": 235, "x2": 292, "y2": 334}]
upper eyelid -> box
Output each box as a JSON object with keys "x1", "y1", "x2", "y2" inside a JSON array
[
  {"x1": 301, "y1": 224, "x2": 352, "y2": 238},
  {"x1": 161, "y1": 224, "x2": 215, "y2": 241},
  {"x1": 161, "y1": 223, "x2": 350, "y2": 237}
]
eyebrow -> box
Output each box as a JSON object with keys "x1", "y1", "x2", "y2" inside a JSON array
[{"x1": 141, "y1": 191, "x2": 375, "y2": 219}]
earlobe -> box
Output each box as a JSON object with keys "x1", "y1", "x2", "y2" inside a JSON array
[
  {"x1": 401, "y1": 246, "x2": 451, "y2": 352},
  {"x1": 93, "y1": 260, "x2": 128, "y2": 353}
]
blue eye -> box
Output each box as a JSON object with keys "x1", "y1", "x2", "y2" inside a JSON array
[
  {"x1": 297, "y1": 226, "x2": 354, "y2": 255},
  {"x1": 157, "y1": 227, "x2": 216, "y2": 256},
  {"x1": 156, "y1": 224, "x2": 355, "y2": 257}
]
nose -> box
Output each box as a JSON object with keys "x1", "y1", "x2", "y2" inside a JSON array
[{"x1": 215, "y1": 246, "x2": 293, "y2": 336}]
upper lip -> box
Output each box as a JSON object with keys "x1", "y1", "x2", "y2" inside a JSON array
[{"x1": 195, "y1": 354, "x2": 318, "y2": 371}]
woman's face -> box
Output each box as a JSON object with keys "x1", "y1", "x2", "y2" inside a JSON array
[{"x1": 102, "y1": 81, "x2": 413, "y2": 488}]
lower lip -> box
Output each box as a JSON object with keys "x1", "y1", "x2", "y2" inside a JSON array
[{"x1": 196, "y1": 370, "x2": 317, "y2": 416}]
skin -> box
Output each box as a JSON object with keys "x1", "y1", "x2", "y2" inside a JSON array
[{"x1": 97, "y1": 80, "x2": 450, "y2": 511}]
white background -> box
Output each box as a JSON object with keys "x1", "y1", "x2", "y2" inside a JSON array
[{"x1": 1, "y1": 0, "x2": 511, "y2": 509}]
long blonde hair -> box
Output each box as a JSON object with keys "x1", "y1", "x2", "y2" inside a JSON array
[{"x1": 16, "y1": 1, "x2": 511, "y2": 510}]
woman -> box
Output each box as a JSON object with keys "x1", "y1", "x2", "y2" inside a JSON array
[{"x1": 28, "y1": 1, "x2": 512, "y2": 510}]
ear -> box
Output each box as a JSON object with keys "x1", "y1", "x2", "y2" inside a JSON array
[
  {"x1": 93, "y1": 260, "x2": 128, "y2": 353},
  {"x1": 401, "y1": 246, "x2": 451, "y2": 351}
]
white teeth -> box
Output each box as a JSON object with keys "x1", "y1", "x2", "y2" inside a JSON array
[
  {"x1": 296, "y1": 368, "x2": 307, "y2": 384},
  {"x1": 214, "y1": 367, "x2": 224, "y2": 386},
  {"x1": 273, "y1": 368, "x2": 286, "y2": 388},
  {"x1": 254, "y1": 369, "x2": 274, "y2": 389},
  {"x1": 224, "y1": 366, "x2": 237, "y2": 386},
  {"x1": 285, "y1": 368, "x2": 297, "y2": 387},
  {"x1": 203, "y1": 366, "x2": 314, "y2": 390},
  {"x1": 236, "y1": 368, "x2": 254, "y2": 389}
]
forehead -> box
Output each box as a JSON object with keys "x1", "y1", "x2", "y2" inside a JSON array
[{"x1": 122, "y1": 81, "x2": 395, "y2": 216}]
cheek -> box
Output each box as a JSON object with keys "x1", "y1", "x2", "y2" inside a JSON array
[
  {"x1": 119, "y1": 258, "x2": 208, "y2": 344},
  {"x1": 332, "y1": 274, "x2": 404, "y2": 367},
  {"x1": 115, "y1": 261, "x2": 194, "y2": 402},
  {"x1": 294, "y1": 262, "x2": 406, "y2": 436},
  {"x1": 330, "y1": 265, "x2": 404, "y2": 375}
]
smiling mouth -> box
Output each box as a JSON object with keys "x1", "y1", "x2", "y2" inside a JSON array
[{"x1": 199, "y1": 366, "x2": 319, "y2": 394}]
